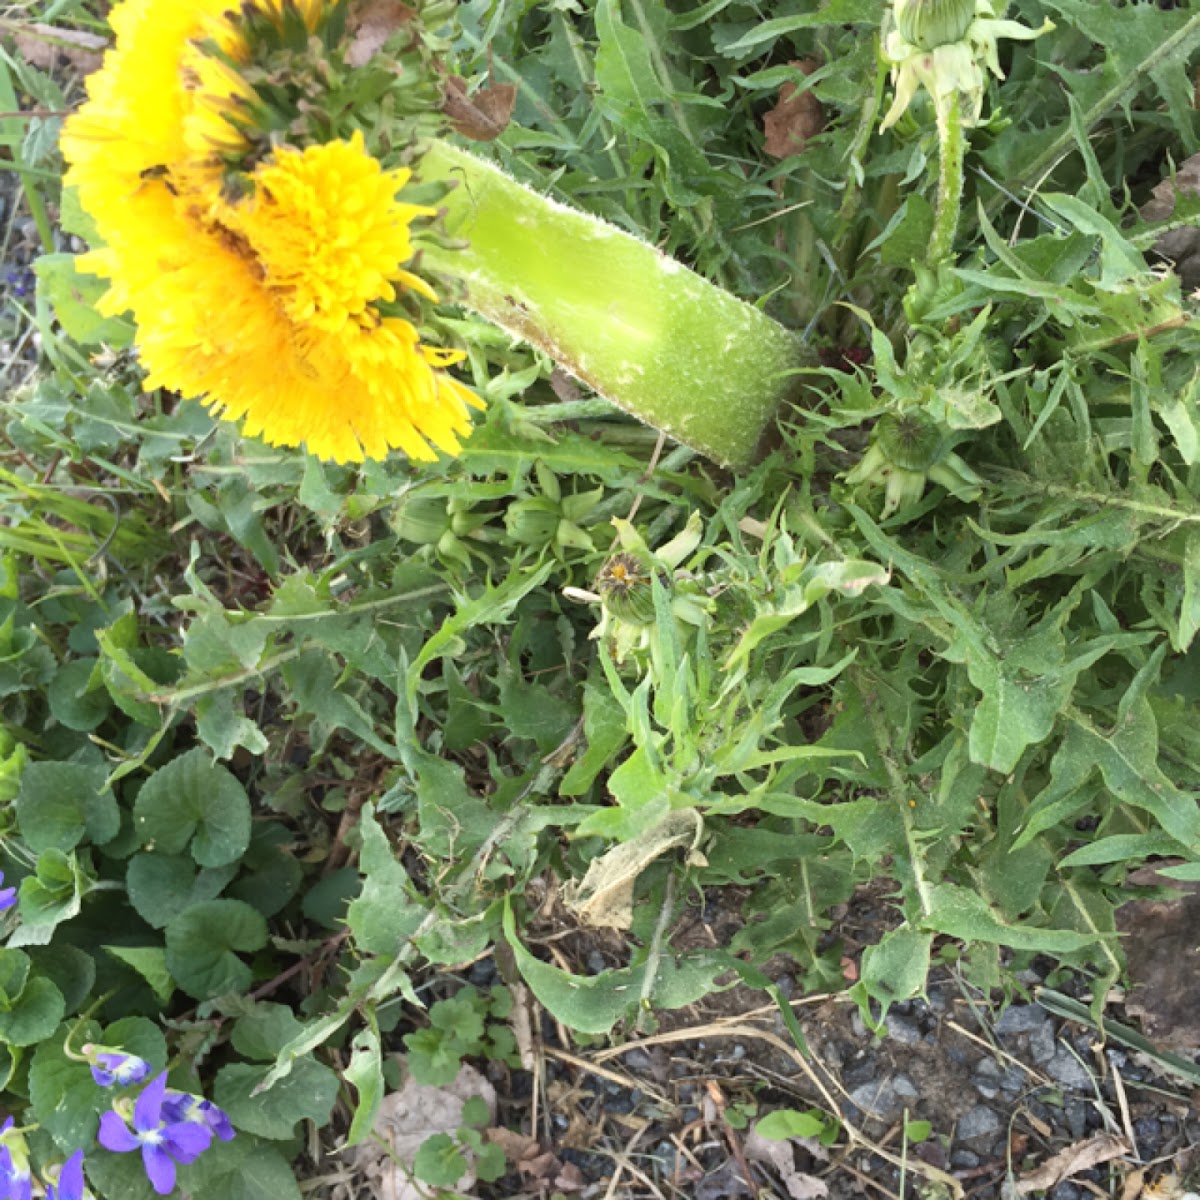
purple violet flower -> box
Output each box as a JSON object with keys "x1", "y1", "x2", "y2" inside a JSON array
[
  {"x1": 98, "y1": 1073, "x2": 212, "y2": 1196},
  {"x1": 45, "y1": 1150, "x2": 88, "y2": 1200},
  {"x1": 0, "y1": 1118, "x2": 32, "y2": 1200},
  {"x1": 85, "y1": 1046, "x2": 151, "y2": 1089},
  {"x1": 0, "y1": 871, "x2": 16, "y2": 913},
  {"x1": 162, "y1": 1093, "x2": 235, "y2": 1143}
]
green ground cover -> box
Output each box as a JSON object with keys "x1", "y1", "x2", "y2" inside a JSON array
[{"x1": 2, "y1": 0, "x2": 1200, "y2": 1195}]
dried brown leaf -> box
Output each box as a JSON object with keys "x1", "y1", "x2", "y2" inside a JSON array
[
  {"x1": 1016, "y1": 1133, "x2": 1131, "y2": 1194},
  {"x1": 746, "y1": 1128, "x2": 830, "y2": 1199},
  {"x1": 763, "y1": 60, "x2": 824, "y2": 160},
  {"x1": 563, "y1": 809, "x2": 703, "y2": 930},
  {"x1": 443, "y1": 75, "x2": 517, "y2": 143},
  {"x1": 1140, "y1": 154, "x2": 1200, "y2": 291},
  {"x1": 346, "y1": 0, "x2": 416, "y2": 68},
  {"x1": 13, "y1": 25, "x2": 103, "y2": 74},
  {"x1": 351, "y1": 1065, "x2": 497, "y2": 1200}
]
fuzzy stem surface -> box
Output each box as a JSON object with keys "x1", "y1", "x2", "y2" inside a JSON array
[{"x1": 417, "y1": 139, "x2": 804, "y2": 467}]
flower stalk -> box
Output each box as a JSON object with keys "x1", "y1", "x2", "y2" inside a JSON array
[
  {"x1": 929, "y1": 89, "x2": 964, "y2": 267},
  {"x1": 416, "y1": 140, "x2": 804, "y2": 468}
]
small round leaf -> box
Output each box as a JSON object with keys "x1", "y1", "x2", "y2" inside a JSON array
[
  {"x1": 133, "y1": 748, "x2": 251, "y2": 867},
  {"x1": 17, "y1": 762, "x2": 117, "y2": 852},
  {"x1": 48, "y1": 658, "x2": 112, "y2": 732},
  {"x1": 126, "y1": 853, "x2": 238, "y2": 930},
  {"x1": 165, "y1": 899, "x2": 267, "y2": 999}
]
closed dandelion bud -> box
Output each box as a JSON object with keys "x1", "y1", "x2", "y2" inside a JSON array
[
  {"x1": 894, "y1": 0, "x2": 975, "y2": 50},
  {"x1": 505, "y1": 498, "x2": 561, "y2": 546},
  {"x1": 876, "y1": 410, "x2": 944, "y2": 472},
  {"x1": 597, "y1": 553, "x2": 658, "y2": 626},
  {"x1": 391, "y1": 495, "x2": 453, "y2": 546}
]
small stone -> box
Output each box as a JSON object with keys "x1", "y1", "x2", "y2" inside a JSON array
[
  {"x1": 957, "y1": 1105, "x2": 1001, "y2": 1141},
  {"x1": 849, "y1": 1078, "x2": 909, "y2": 1121},
  {"x1": 995, "y1": 1003, "x2": 1049, "y2": 1035},
  {"x1": 467, "y1": 958, "x2": 497, "y2": 987},
  {"x1": 892, "y1": 1073, "x2": 919, "y2": 1099},
  {"x1": 851, "y1": 1011, "x2": 869, "y2": 1039},
  {"x1": 623, "y1": 1049, "x2": 654, "y2": 1073},
  {"x1": 1133, "y1": 1117, "x2": 1163, "y2": 1155},
  {"x1": 1049, "y1": 1183, "x2": 1083, "y2": 1200},
  {"x1": 974, "y1": 1058, "x2": 1004, "y2": 1099},
  {"x1": 1027, "y1": 1022, "x2": 1057, "y2": 1065},
  {"x1": 949, "y1": 1148, "x2": 980, "y2": 1170},
  {"x1": 1046, "y1": 1048, "x2": 1092, "y2": 1090},
  {"x1": 587, "y1": 951, "x2": 607, "y2": 974},
  {"x1": 1065, "y1": 1099, "x2": 1088, "y2": 1139},
  {"x1": 885, "y1": 1012, "x2": 923, "y2": 1044},
  {"x1": 844, "y1": 1057, "x2": 878, "y2": 1089}
]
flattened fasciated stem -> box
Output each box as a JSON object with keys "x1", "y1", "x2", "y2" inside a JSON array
[{"x1": 416, "y1": 139, "x2": 806, "y2": 468}]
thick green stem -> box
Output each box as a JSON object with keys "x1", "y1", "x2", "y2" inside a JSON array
[
  {"x1": 928, "y1": 91, "x2": 965, "y2": 266},
  {"x1": 416, "y1": 140, "x2": 805, "y2": 468}
]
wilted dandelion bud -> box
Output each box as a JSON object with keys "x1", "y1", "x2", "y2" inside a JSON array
[
  {"x1": 846, "y1": 409, "x2": 982, "y2": 518},
  {"x1": 876, "y1": 410, "x2": 944, "y2": 472},
  {"x1": 597, "y1": 553, "x2": 658, "y2": 626},
  {"x1": 894, "y1": 0, "x2": 975, "y2": 50}
]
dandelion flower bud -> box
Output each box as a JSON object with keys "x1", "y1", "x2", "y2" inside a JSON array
[{"x1": 894, "y1": 0, "x2": 975, "y2": 51}]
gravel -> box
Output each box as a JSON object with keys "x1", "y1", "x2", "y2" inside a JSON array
[
  {"x1": 995, "y1": 1003, "x2": 1049, "y2": 1035},
  {"x1": 1045, "y1": 1047, "x2": 1094, "y2": 1090},
  {"x1": 1027, "y1": 1021, "x2": 1057, "y2": 1064},
  {"x1": 957, "y1": 1104, "x2": 1002, "y2": 1141},
  {"x1": 884, "y1": 1011, "x2": 924, "y2": 1044}
]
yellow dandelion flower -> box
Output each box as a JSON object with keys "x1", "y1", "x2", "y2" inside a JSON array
[{"x1": 60, "y1": 0, "x2": 481, "y2": 464}]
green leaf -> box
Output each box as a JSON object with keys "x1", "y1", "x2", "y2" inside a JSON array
[
  {"x1": 921, "y1": 884, "x2": 1104, "y2": 952},
  {"x1": 279, "y1": 649, "x2": 396, "y2": 758},
  {"x1": 126, "y1": 853, "x2": 239, "y2": 930},
  {"x1": 213, "y1": 1056, "x2": 339, "y2": 1140},
  {"x1": 16, "y1": 761, "x2": 116, "y2": 852},
  {"x1": 34, "y1": 254, "x2": 134, "y2": 347},
  {"x1": 133, "y1": 747, "x2": 252, "y2": 867},
  {"x1": 849, "y1": 926, "x2": 932, "y2": 1030},
  {"x1": 502, "y1": 900, "x2": 726, "y2": 1034},
  {"x1": 10, "y1": 850, "x2": 89, "y2": 949},
  {"x1": 1058, "y1": 832, "x2": 1187, "y2": 868},
  {"x1": 719, "y1": 0, "x2": 882, "y2": 53},
  {"x1": 47, "y1": 657, "x2": 112, "y2": 731},
  {"x1": 880, "y1": 194, "x2": 935, "y2": 270},
  {"x1": 27, "y1": 944, "x2": 95, "y2": 1012},
  {"x1": 344, "y1": 1023, "x2": 383, "y2": 1147},
  {"x1": 177, "y1": 1136, "x2": 303, "y2": 1200},
  {"x1": 414, "y1": 1133, "x2": 468, "y2": 1189},
  {"x1": 165, "y1": 899, "x2": 268, "y2": 999},
  {"x1": 561, "y1": 677, "x2": 628, "y2": 795},
  {"x1": 755, "y1": 1109, "x2": 828, "y2": 1141},
  {"x1": 0, "y1": 948, "x2": 29, "y2": 1008},
  {"x1": 0, "y1": 975, "x2": 65, "y2": 1046},
  {"x1": 346, "y1": 804, "x2": 426, "y2": 955},
  {"x1": 225, "y1": 822, "x2": 303, "y2": 918},
  {"x1": 1017, "y1": 701, "x2": 1200, "y2": 852},
  {"x1": 231, "y1": 1002, "x2": 306, "y2": 1061},
  {"x1": 104, "y1": 946, "x2": 175, "y2": 1004},
  {"x1": 406, "y1": 561, "x2": 555, "y2": 710}
]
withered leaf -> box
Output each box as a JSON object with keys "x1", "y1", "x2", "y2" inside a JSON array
[
  {"x1": 763, "y1": 60, "x2": 824, "y2": 160},
  {"x1": 443, "y1": 75, "x2": 517, "y2": 142},
  {"x1": 1016, "y1": 1133, "x2": 1131, "y2": 1194},
  {"x1": 346, "y1": 0, "x2": 416, "y2": 68}
]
